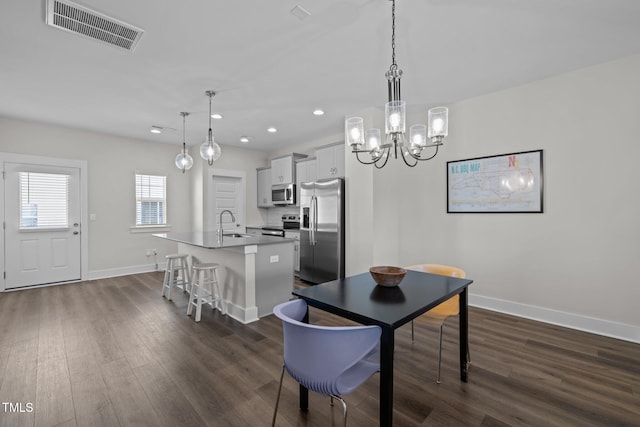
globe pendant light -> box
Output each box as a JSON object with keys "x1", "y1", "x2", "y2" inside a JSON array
[
  {"x1": 345, "y1": 0, "x2": 449, "y2": 168},
  {"x1": 175, "y1": 112, "x2": 194, "y2": 173},
  {"x1": 200, "y1": 90, "x2": 222, "y2": 166}
]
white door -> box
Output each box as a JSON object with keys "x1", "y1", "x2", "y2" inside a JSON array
[
  {"x1": 212, "y1": 175, "x2": 245, "y2": 233},
  {"x1": 4, "y1": 162, "x2": 81, "y2": 289}
]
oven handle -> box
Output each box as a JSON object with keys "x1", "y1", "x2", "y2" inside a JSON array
[{"x1": 262, "y1": 229, "x2": 285, "y2": 237}]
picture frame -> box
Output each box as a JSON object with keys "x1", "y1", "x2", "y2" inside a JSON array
[{"x1": 447, "y1": 149, "x2": 543, "y2": 213}]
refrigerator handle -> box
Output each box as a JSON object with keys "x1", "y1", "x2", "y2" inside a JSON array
[
  {"x1": 314, "y1": 195, "x2": 319, "y2": 245},
  {"x1": 311, "y1": 195, "x2": 317, "y2": 245},
  {"x1": 308, "y1": 196, "x2": 313, "y2": 245}
]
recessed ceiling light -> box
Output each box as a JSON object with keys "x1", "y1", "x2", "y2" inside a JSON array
[
  {"x1": 267, "y1": 127, "x2": 277, "y2": 133},
  {"x1": 240, "y1": 136, "x2": 250, "y2": 143},
  {"x1": 211, "y1": 113, "x2": 223, "y2": 119},
  {"x1": 150, "y1": 126, "x2": 162, "y2": 134},
  {"x1": 313, "y1": 109, "x2": 325, "y2": 116}
]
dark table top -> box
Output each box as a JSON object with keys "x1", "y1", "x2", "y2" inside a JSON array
[{"x1": 293, "y1": 270, "x2": 473, "y2": 329}]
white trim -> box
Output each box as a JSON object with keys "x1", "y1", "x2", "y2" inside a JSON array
[
  {"x1": 6, "y1": 263, "x2": 165, "y2": 288},
  {"x1": 86, "y1": 262, "x2": 164, "y2": 281},
  {"x1": 470, "y1": 294, "x2": 640, "y2": 344},
  {"x1": 130, "y1": 225, "x2": 172, "y2": 233},
  {"x1": 0, "y1": 152, "x2": 89, "y2": 291},
  {"x1": 224, "y1": 300, "x2": 259, "y2": 324}
]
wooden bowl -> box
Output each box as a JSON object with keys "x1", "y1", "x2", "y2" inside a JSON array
[{"x1": 369, "y1": 266, "x2": 407, "y2": 287}]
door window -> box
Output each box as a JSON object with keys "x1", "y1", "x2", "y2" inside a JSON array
[{"x1": 19, "y1": 172, "x2": 70, "y2": 229}]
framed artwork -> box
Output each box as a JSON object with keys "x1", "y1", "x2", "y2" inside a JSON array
[{"x1": 447, "y1": 149, "x2": 543, "y2": 213}]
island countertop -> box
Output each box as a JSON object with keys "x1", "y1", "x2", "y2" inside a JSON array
[{"x1": 153, "y1": 231, "x2": 293, "y2": 249}]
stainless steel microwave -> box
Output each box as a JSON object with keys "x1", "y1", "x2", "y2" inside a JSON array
[{"x1": 272, "y1": 183, "x2": 295, "y2": 205}]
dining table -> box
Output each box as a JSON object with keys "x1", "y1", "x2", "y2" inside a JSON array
[{"x1": 292, "y1": 269, "x2": 473, "y2": 427}]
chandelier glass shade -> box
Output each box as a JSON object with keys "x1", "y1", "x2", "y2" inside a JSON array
[
  {"x1": 345, "y1": 0, "x2": 449, "y2": 168},
  {"x1": 175, "y1": 112, "x2": 193, "y2": 173},
  {"x1": 200, "y1": 90, "x2": 222, "y2": 166}
]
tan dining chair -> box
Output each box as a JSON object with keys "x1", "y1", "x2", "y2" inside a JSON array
[{"x1": 404, "y1": 263, "x2": 470, "y2": 384}]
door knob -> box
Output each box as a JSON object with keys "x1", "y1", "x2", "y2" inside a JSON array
[{"x1": 73, "y1": 231, "x2": 79, "y2": 235}]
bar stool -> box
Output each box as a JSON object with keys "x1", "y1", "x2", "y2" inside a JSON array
[
  {"x1": 161, "y1": 254, "x2": 191, "y2": 301},
  {"x1": 187, "y1": 262, "x2": 225, "y2": 322}
]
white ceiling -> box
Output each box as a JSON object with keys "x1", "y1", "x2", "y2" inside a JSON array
[{"x1": 2, "y1": 0, "x2": 640, "y2": 153}]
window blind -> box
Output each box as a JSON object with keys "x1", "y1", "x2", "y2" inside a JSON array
[
  {"x1": 135, "y1": 174, "x2": 166, "y2": 226},
  {"x1": 19, "y1": 172, "x2": 70, "y2": 229}
]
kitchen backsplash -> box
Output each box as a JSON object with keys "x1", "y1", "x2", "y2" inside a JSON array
[{"x1": 257, "y1": 206, "x2": 298, "y2": 226}]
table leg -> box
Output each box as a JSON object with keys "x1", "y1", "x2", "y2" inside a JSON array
[
  {"x1": 459, "y1": 287, "x2": 469, "y2": 382},
  {"x1": 379, "y1": 326, "x2": 394, "y2": 426},
  {"x1": 299, "y1": 306, "x2": 309, "y2": 410}
]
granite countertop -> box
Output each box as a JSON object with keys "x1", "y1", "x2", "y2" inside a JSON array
[{"x1": 153, "y1": 231, "x2": 293, "y2": 249}]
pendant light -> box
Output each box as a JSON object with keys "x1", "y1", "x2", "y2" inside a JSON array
[
  {"x1": 200, "y1": 90, "x2": 222, "y2": 166},
  {"x1": 175, "y1": 112, "x2": 193, "y2": 173},
  {"x1": 345, "y1": 0, "x2": 449, "y2": 168}
]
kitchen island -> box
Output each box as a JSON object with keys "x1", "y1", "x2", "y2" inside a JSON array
[{"x1": 154, "y1": 232, "x2": 294, "y2": 324}]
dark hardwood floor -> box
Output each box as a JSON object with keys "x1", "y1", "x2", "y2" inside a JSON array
[{"x1": 0, "y1": 272, "x2": 638, "y2": 426}]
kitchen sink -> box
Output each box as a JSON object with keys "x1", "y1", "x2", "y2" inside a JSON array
[{"x1": 223, "y1": 233, "x2": 253, "y2": 238}]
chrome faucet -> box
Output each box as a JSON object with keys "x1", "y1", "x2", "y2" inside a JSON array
[{"x1": 218, "y1": 209, "x2": 236, "y2": 240}]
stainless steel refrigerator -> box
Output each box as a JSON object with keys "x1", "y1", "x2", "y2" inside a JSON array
[{"x1": 299, "y1": 178, "x2": 345, "y2": 284}]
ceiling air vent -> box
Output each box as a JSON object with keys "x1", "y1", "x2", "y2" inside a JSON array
[{"x1": 45, "y1": 0, "x2": 144, "y2": 52}]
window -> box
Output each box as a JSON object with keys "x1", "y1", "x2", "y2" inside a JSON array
[
  {"x1": 19, "y1": 172, "x2": 69, "y2": 229},
  {"x1": 135, "y1": 174, "x2": 167, "y2": 226}
]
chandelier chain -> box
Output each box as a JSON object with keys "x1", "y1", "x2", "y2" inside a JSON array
[{"x1": 390, "y1": 0, "x2": 397, "y2": 70}]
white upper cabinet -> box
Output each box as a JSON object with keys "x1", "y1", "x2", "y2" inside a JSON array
[
  {"x1": 295, "y1": 157, "x2": 316, "y2": 205},
  {"x1": 296, "y1": 158, "x2": 317, "y2": 185},
  {"x1": 271, "y1": 153, "x2": 307, "y2": 185},
  {"x1": 270, "y1": 156, "x2": 292, "y2": 185},
  {"x1": 257, "y1": 167, "x2": 272, "y2": 207},
  {"x1": 315, "y1": 143, "x2": 345, "y2": 180}
]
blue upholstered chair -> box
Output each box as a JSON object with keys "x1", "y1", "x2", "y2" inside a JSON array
[{"x1": 271, "y1": 299, "x2": 381, "y2": 427}]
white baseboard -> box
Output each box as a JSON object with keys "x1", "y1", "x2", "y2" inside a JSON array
[
  {"x1": 86, "y1": 262, "x2": 166, "y2": 281},
  {"x1": 470, "y1": 294, "x2": 639, "y2": 344},
  {"x1": 224, "y1": 301, "x2": 259, "y2": 324}
]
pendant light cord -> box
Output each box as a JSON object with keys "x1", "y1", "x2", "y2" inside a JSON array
[
  {"x1": 182, "y1": 113, "x2": 187, "y2": 153},
  {"x1": 208, "y1": 92, "x2": 213, "y2": 142}
]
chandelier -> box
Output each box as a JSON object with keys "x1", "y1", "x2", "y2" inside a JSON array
[
  {"x1": 175, "y1": 112, "x2": 193, "y2": 173},
  {"x1": 200, "y1": 90, "x2": 222, "y2": 166},
  {"x1": 345, "y1": 0, "x2": 449, "y2": 168}
]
